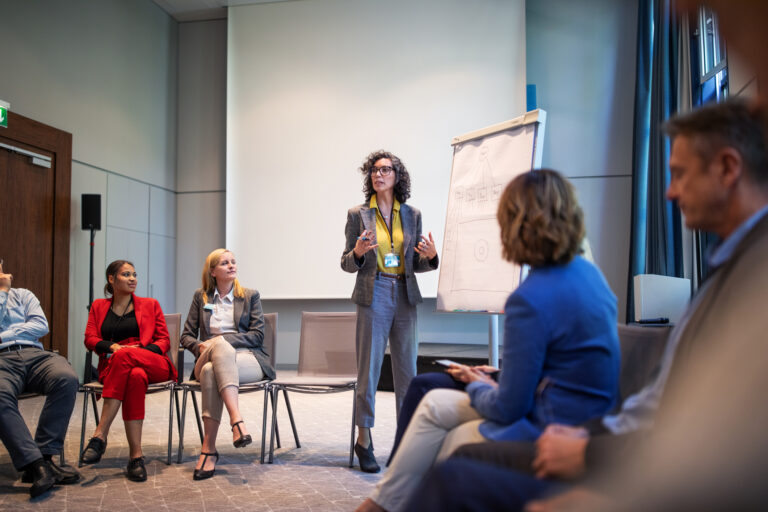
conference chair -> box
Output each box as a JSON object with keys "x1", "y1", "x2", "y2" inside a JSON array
[
  {"x1": 77, "y1": 313, "x2": 182, "y2": 467},
  {"x1": 266, "y1": 311, "x2": 358, "y2": 466},
  {"x1": 177, "y1": 312, "x2": 284, "y2": 464}
]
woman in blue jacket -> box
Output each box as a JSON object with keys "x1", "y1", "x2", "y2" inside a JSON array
[{"x1": 356, "y1": 169, "x2": 620, "y2": 512}]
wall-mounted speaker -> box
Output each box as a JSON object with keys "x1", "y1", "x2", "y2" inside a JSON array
[{"x1": 81, "y1": 194, "x2": 101, "y2": 231}]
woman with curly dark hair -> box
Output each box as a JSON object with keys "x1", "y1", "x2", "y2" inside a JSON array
[{"x1": 341, "y1": 150, "x2": 439, "y2": 473}]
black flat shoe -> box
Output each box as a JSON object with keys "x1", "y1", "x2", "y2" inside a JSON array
[
  {"x1": 193, "y1": 451, "x2": 219, "y2": 481},
  {"x1": 126, "y1": 456, "x2": 147, "y2": 482},
  {"x1": 354, "y1": 441, "x2": 380, "y2": 473},
  {"x1": 26, "y1": 460, "x2": 56, "y2": 498},
  {"x1": 80, "y1": 436, "x2": 107, "y2": 465},
  {"x1": 23, "y1": 459, "x2": 80, "y2": 485},
  {"x1": 232, "y1": 421, "x2": 252, "y2": 448}
]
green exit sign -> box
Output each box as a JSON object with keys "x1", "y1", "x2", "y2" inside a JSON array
[{"x1": 0, "y1": 100, "x2": 8, "y2": 128}]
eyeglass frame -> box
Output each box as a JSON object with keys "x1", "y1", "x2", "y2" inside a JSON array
[{"x1": 370, "y1": 166, "x2": 395, "y2": 177}]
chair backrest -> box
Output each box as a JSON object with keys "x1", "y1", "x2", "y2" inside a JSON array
[
  {"x1": 263, "y1": 312, "x2": 278, "y2": 367},
  {"x1": 297, "y1": 312, "x2": 357, "y2": 377},
  {"x1": 164, "y1": 313, "x2": 182, "y2": 372},
  {"x1": 617, "y1": 323, "x2": 672, "y2": 402}
]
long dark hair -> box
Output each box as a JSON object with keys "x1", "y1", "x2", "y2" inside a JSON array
[
  {"x1": 104, "y1": 259, "x2": 134, "y2": 297},
  {"x1": 359, "y1": 150, "x2": 411, "y2": 203}
]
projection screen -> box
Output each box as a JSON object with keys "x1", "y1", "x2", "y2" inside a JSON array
[{"x1": 227, "y1": 0, "x2": 525, "y2": 298}]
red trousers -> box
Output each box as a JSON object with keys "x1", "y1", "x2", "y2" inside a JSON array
[{"x1": 99, "y1": 347, "x2": 176, "y2": 421}]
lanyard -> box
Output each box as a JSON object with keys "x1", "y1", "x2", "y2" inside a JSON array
[{"x1": 377, "y1": 204, "x2": 395, "y2": 252}]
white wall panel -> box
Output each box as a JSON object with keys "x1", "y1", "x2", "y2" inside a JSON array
[
  {"x1": 176, "y1": 192, "x2": 226, "y2": 317},
  {"x1": 106, "y1": 226, "x2": 150, "y2": 297},
  {"x1": 572, "y1": 176, "x2": 632, "y2": 322},
  {"x1": 0, "y1": 0, "x2": 177, "y2": 189},
  {"x1": 149, "y1": 234, "x2": 176, "y2": 313},
  {"x1": 177, "y1": 20, "x2": 227, "y2": 193},
  {"x1": 228, "y1": 0, "x2": 526, "y2": 299},
  {"x1": 107, "y1": 174, "x2": 150, "y2": 233},
  {"x1": 150, "y1": 186, "x2": 176, "y2": 237}
]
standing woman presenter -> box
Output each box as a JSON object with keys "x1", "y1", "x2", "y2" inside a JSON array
[
  {"x1": 342, "y1": 150, "x2": 439, "y2": 473},
  {"x1": 80, "y1": 260, "x2": 177, "y2": 482}
]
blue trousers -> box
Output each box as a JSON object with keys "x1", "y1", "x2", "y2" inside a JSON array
[
  {"x1": 355, "y1": 277, "x2": 417, "y2": 428},
  {"x1": 0, "y1": 347, "x2": 79, "y2": 469},
  {"x1": 402, "y1": 458, "x2": 565, "y2": 512}
]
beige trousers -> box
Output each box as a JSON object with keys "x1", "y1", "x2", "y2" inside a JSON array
[
  {"x1": 194, "y1": 337, "x2": 264, "y2": 422},
  {"x1": 371, "y1": 388, "x2": 487, "y2": 512}
]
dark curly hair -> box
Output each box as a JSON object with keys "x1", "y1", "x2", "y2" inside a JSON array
[{"x1": 359, "y1": 150, "x2": 411, "y2": 203}]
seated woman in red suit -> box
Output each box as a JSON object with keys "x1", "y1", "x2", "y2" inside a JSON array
[{"x1": 79, "y1": 260, "x2": 177, "y2": 482}]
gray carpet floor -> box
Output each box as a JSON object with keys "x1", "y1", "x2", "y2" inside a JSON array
[{"x1": 0, "y1": 371, "x2": 396, "y2": 511}]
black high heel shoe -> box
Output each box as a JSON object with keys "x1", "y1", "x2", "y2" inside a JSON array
[
  {"x1": 231, "y1": 421, "x2": 252, "y2": 448},
  {"x1": 193, "y1": 451, "x2": 219, "y2": 481}
]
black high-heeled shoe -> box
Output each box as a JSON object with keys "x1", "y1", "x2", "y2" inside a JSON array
[
  {"x1": 231, "y1": 421, "x2": 252, "y2": 448},
  {"x1": 193, "y1": 451, "x2": 219, "y2": 481}
]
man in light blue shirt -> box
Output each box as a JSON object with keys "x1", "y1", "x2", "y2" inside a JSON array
[{"x1": 0, "y1": 263, "x2": 80, "y2": 498}]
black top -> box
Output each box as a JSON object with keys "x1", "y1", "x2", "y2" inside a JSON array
[{"x1": 94, "y1": 308, "x2": 161, "y2": 355}]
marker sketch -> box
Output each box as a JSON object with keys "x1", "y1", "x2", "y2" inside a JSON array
[{"x1": 437, "y1": 123, "x2": 539, "y2": 312}]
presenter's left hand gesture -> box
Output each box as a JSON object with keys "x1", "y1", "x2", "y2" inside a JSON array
[{"x1": 415, "y1": 232, "x2": 437, "y2": 259}]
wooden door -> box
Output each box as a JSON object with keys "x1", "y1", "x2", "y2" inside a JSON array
[{"x1": 0, "y1": 112, "x2": 71, "y2": 355}]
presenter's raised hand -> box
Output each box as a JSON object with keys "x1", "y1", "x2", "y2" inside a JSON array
[
  {"x1": 353, "y1": 230, "x2": 379, "y2": 258},
  {"x1": 415, "y1": 232, "x2": 437, "y2": 259}
]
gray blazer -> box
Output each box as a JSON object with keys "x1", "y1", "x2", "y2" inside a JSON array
[
  {"x1": 180, "y1": 287, "x2": 276, "y2": 380},
  {"x1": 341, "y1": 201, "x2": 438, "y2": 306}
]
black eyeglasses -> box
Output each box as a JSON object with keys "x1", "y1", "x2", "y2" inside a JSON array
[{"x1": 370, "y1": 166, "x2": 394, "y2": 177}]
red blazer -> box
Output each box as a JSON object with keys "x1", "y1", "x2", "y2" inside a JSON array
[{"x1": 85, "y1": 294, "x2": 171, "y2": 377}]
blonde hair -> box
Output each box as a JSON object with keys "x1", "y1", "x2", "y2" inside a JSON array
[
  {"x1": 201, "y1": 248, "x2": 245, "y2": 304},
  {"x1": 497, "y1": 169, "x2": 585, "y2": 267}
]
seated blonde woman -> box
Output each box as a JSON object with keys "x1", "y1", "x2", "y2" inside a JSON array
[
  {"x1": 181, "y1": 248, "x2": 276, "y2": 480},
  {"x1": 356, "y1": 169, "x2": 621, "y2": 512}
]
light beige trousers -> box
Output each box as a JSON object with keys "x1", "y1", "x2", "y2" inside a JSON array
[
  {"x1": 194, "y1": 337, "x2": 264, "y2": 422},
  {"x1": 370, "y1": 388, "x2": 487, "y2": 512}
]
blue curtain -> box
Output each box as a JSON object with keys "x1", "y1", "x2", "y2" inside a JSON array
[{"x1": 626, "y1": 0, "x2": 684, "y2": 322}]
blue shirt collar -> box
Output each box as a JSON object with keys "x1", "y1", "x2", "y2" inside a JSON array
[{"x1": 709, "y1": 204, "x2": 768, "y2": 269}]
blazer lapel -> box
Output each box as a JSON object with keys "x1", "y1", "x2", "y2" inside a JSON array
[
  {"x1": 233, "y1": 296, "x2": 245, "y2": 329},
  {"x1": 362, "y1": 207, "x2": 378, "y2": 256},
  {"x1": 132, "y1": 294, "x2": 142, "y2": 337},
  {"x1": 400, "y1": 204, "x2": 413, "y2": 259}
]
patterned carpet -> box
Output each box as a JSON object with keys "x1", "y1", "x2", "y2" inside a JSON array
[{"x1": 0, "y1": 371, "x2": 396, "y2": 511}]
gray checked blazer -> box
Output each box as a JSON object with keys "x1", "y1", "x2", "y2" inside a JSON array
[
  {"x1": 180, "y1": 287, "x2": 276, "y2": 380},
  {"x1": 341, "y1": 201, "x2": 438, "y2": 306}
]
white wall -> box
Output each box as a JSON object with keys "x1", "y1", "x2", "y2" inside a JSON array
[
  {"x1": 227, "y1": 0, "x2": 527, "y2": 299},
  {"x1": 0, "y1": 0, "x2": 178, "y2": 377},
  {"x1": 175, "y1": 19, "x2": 228, "y2": 319},
  {"x1": 527, "y1": 0, "x2": 639, "y2": 321}
]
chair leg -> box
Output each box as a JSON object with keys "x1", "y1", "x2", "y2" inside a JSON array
[
  {"x1": 260, "y1": 387, "x2": 269, "y2": 464},
  {"x1": 282, "y1": 388, "x2": 300, "y2": 448},
  {"x1": 174, "y1": 388, "x2": 182, "y2": 433},
  {"x1": 191, "y1": 391, "x2": 204, "y2": 443},
  {"x1": 270, "y1": 390, "x2": 281, "y2": 449},
  {"x1": 78, "y1": 390, "x2": 89, "y2": 468},
  {"x1": 166, "y1": 388, "x2": 174, "y2": 465},
  {"x1": 268, "y1": 386, "x2": 280, "y2": 463},
  {"x1": 176, "y1": 388, "x2": 189, "y2": 464},
  {"x1": 349, "y1": 384, "x2": 358, "y2": 468},
  {"x1": 90, "y1": 392, "x2": 100, "y2": 426}
]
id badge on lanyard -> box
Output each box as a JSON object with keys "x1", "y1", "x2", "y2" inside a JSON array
[
  {"x1": 384, "y1": 252, "x2": 400, "y2": 268},
  {"x1": 380, "y1": 206, "x2": 400, "y2": 268}
]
